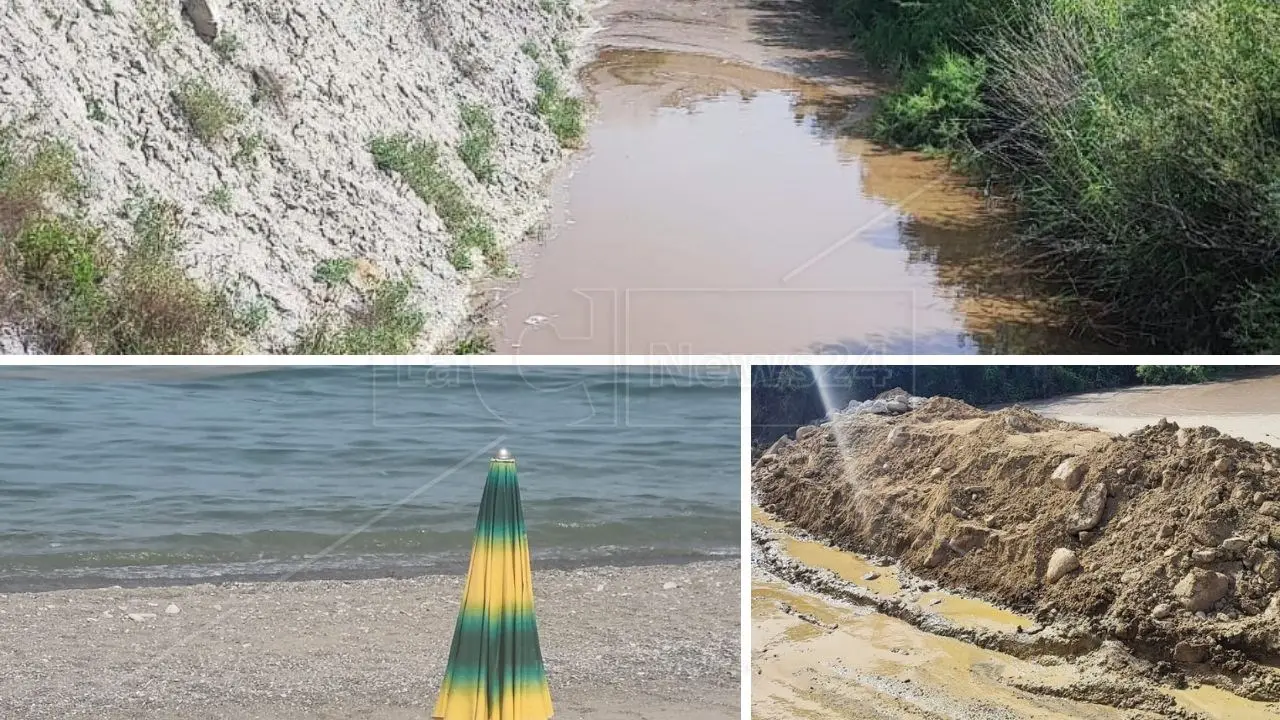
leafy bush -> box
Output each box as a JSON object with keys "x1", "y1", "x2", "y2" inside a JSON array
[
  {"x1": 370, "y1": 133, "x2": 499, "y2": 270},
  {"x1": 458, "y1": 103, "x2": 497, "y2": 183},
  {"x1": 174, "y1": 78, "x2": 245, "y2": 145}
]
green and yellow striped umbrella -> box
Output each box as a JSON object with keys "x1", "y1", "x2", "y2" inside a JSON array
[{"x1": 433, "y1": 448, "x2": 554, "y2": 720}]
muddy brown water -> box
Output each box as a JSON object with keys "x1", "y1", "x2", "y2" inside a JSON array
[{"x1": 499, "y1": 0, "x2": 1117, "y2": 354}]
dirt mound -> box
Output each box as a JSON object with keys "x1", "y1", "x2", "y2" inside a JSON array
[{"x1": 754, "y1": 399, "x2": 1280, "y2": 699}]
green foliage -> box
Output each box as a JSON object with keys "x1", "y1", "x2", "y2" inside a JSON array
[
  {"x1": 1135, "y1": 366, "x2": 1220, "y2": 385},
  {"x1": 369, "y1": 133, "x2": 499, "y2": 270},
  {"x1": 1, "y1": 134, "x2": 246, "y2": 353},
  {"x1": 138, "y1": 0, "x2": 174, "y2": 48},
  {"x1": 815, "y1": 0, "x2": 1280, "y2": 351},
  {"x1": 204, "y1": 185, "x2": 233, "y2": 212},
  {"x1": 453, "y1": 332, "x2": 494, "y2": 354},
  {"x1": 534, "y1": 66, "x2": 585, "y2": 148},
  {"x1": 873, "y1": 51, "x2": 986, "y2": 149},
  {"x1": 294, "y1": 278, "x2": 426, "y2": 354},
  {"x1": 174, "y1": 78, "x2": 245, "y2": 145},
  {"x1": 553, "y1": 37, "x2": 573, "y2": 67},
  {"x1": 313, "y1": 257, "x2": 355, "y2": 287},
  {"x1": 233, "y1": 132, "x2": 264, "y2": 166},
  {"x1": 458, "y1": 103, "x2": 497, "y2": 183},
  {"x1": 212, "y1": 32, "x2": 243, "y2": 63}
]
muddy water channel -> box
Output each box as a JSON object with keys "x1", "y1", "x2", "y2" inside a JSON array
[{"x1": 501, "y1": 21, "x2": 1112, "y2": 353}]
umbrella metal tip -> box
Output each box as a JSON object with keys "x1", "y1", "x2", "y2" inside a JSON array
[{"x1": 495, "y1": 447, "x2": 513, "y2": 461}]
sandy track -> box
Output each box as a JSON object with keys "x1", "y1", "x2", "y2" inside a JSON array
[{"x1": 0, "y1": 561, "x2": 739, "y2": 720}]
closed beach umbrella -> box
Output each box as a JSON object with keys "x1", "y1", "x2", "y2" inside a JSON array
[{"x1": 433, "y1": 448, "x2": 553, "y2": 720}]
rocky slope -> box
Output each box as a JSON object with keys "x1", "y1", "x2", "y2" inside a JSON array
[
  {"x1": 754, "y1": 392, "x2": 1280, "y2": 700},
  {"x1": 0, "y1": 0, "x2": 588, "y2": 353}
]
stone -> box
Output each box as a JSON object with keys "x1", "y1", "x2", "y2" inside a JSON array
[
  {"x1": 1189, "y1": 519, "x2": 1233, "y2": 547},
  {"x1": 165, "y1": 604, "x2": 180, "y2": 615},
  {"x1": 1078, "y1": 531, "x2": 1096, "y2": 544},
  {"x1": 1265, "y1": 458, "x2": 1277, "y2": 473},
  {"x1": 182, "y1": 0, "x2": 222, "y2": 43},
  {"x1": 923, "y1": 541, "x2": 952, "y2": 568},
  {"x1": 1267, "y1": 595, "x2": 1280, "y2": 618},
  {"x1": 1221, "y1": 536, "x2": 1251, "y2": 555},
  {"x1": 661, "y1": 581, "x2": 679, "y2": 590},
  {"x1": 951, "y1": 524, "x2": 990, "y2": 552},
  {"x1": 1005, "y1": 415, "x2": 1032, "y2": 433},
  {"x1": 1172, "y1": 641, "x2": 1209, "y2": 664},
  {"x1": 1213, "y1": 457, "x2": 1235, "y2": 474},
  {"x1": 862, "y1": 572, "x2": 880, "y2": 581},
  {"x1": 1050, "y1": 459, "x2": 1086, "y2": 491},
  {"x1": 1256, "y1": 552, "x2": 1280, "y2": 587},
  {"x1": 1172, "y1": 569, "x2": 1231, "y2": 612},
  {"x1": 1151, "y1": 603, "x2": 1174, "y2": 619},
  {"x1": 930, "y1": 467, "x2": 943, "y2": 479},
  {"x1": 796, "y1": 426, "x2": 819, "y2": 441},
  {"x1": 1260, "y1": 502, "x2": 1280, "y2": 519},
  {"x1": 1190, "y1": 549, "x2": 1219, "y2": 565},
  {"x1": 1176, "y1": 428, "x2": 1193, "y2": 447},
  {"x1": 126, "y1": 612, "x2": 156, "y2": 622},
  {"x1": 887, "y1": 426, "x2": 908, "y2": 448},
  {"x1": 886, "y1": 399, "x2": 910, "y2": 414},
  {"x1": 1045, "y1": 548, "x2": 1080, "y2": 584},
  {"x1": 766, "y1": 436, "x2": 793, "y2": 456},
  {"x1": 1158, "y1": 523, "x2": 1177, "y2": 539},
  {"x1": 1066, "y1": 482, "x2": 1108, "y2": 533}
]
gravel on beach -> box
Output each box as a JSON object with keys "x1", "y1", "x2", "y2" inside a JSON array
[{"x1": 0, "y1": 560, "x2": 740, "y2": 720}]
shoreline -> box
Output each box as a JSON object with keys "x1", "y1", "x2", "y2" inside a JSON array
[
  {"x1": 1, "y1": 560, "x2": 739, "y2": 719},
  {"x1": 0, "y1": 551, "x2": 740, "y2": 594}
]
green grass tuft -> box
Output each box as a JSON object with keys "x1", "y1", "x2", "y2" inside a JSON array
[
  {"x1": 534, "y1": 66, "x2": 585, "y2": 148},
  {"x1": 212, "y1": 32, "x2": 243, "y2": 63},
  {"x1": 313, "y1": 258, "x2": 356, "y2": 287},
  {"x1": 204, "y1": 185, "x2": 232, "y2": 212},
  {"x1": 174, "y1": 78, "x2": 245, "y2": 145},
  {"x1": 369, "y1": 133, "x2": 500, "y2": 270},
  {"x1": 294, "y1": 278, "x2": 426, "y2": 354},
  {"x1": 458, "y1": 103, "x2": 497, "y2": 184}
]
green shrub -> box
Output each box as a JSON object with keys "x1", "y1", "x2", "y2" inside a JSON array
[
  {"x1": 370, "y1": 133, "x2": 500, "y2": 269},
  {"x1": 458, "y1": 103, "x2": 497, "y2": 183},
  {"x1": 873, "y1": 51, "x2": 986, "y2": 149},
  {"x1": 295, "y1": 278, "x2": 426, "y2": 354},
  {"x1": 212, "y1": 32, "x2": 243, "y2": 63},
  {"x1": 174, "y1": 78, "x2": 245, "y2": 145},
  {"x1": 815, "y1": 0, "x2": 1280, "y2": 351},
  {"x1": 1135, "y1": 366, "x2": 1220, "y2": 385},
  {"x1": 313, "y1": 258, "x2": 355, "y2": 287},
  {"x1": 534, "y1": 66, "x2": 585, "y2": 147}
]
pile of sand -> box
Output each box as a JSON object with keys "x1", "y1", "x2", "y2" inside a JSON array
[{"x1": 754, "y1": 397, "x2": 1280, "y2": 698}]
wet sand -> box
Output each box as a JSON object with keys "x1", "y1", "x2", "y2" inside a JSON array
[
  {"x1": 753, "y1": 511, "x2": 1280, "y2": 719},
  {"x1": 499, "y1": 0, "x2": 1112, "y2": 354},
  {"x1": 1025, "y1": 371, "x2": 1280, "y2": 444},
  {"x1": 0, "y1": 561, "x2": 739, "y2": 720}
]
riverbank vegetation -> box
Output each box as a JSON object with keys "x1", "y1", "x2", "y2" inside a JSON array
[
  {"x1": 0, "y1": 128, "x2": 253, "y2": 353},
  {"x1": 816, "y1": 0, "x2": 1280, "y2": 352},
  {"x1": 751, "y1": 365, "x2": 1234, "y2": 443}
]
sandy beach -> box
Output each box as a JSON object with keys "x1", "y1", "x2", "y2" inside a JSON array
[{"x1": 0, "y1": 560, "x2": 739, "y2": 720}]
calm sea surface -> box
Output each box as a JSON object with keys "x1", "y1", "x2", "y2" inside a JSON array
[{"x1": 0, "y1": 366, "x2": 740, "y2": 590}]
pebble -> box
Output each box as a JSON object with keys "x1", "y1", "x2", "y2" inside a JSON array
[
  {"x1": 862, "y1": 572, "x2": 880, "y2": 581},
  {"x1": 127, "y1": 612, "x2": 156, "y2": 622},
  {"x1": 662, "y1": 582, "x2": 678, "y2": 590},
  {"x1": 1151, "y1": 603, "x2": 1174, "y2": 619},
  {"x1": 165, "y1": 604, "x2": 180, "y2": 615}
]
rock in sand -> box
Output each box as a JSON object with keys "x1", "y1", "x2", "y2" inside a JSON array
[
  {"x1": 1045, "y1": 548, "x2": 1080, "y2": 584},
  {"x1": 1172, "y1": 569, "x2": 1230, "y2": 612}
]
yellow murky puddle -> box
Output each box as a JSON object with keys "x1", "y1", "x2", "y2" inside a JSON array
[
  {"x1": 757, "y1": 505, "x2": 1280, "y2": 718},
  {"x1": 1172, "y1": 685, "x2": 1280, "y2": 719},
  {"x1": 753, "y1": 581, "x2": 1119, "y2": 719}
]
